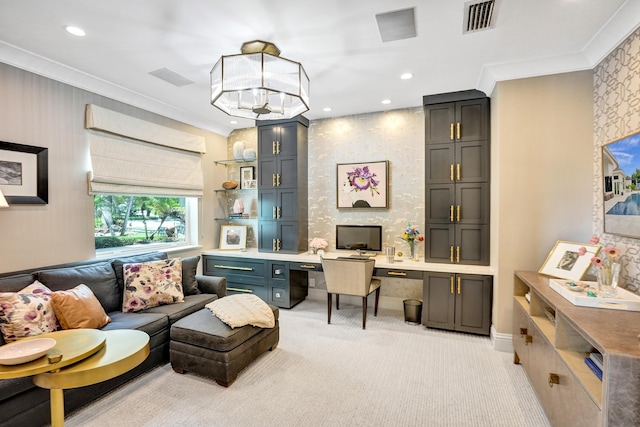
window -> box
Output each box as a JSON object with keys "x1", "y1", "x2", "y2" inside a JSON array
[{"x1": 94, "y1": 195, "x2": 197, "y2": 253}]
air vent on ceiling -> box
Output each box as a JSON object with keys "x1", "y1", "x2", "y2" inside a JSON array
[
  {"x1": 463, "y1": 0, "x2": 499, "y2": 34},
  {"x1": 149, "y1": 68, "x2": 194, "y2": 87},
  {"x1": 375, "y1": 7, "x2": 417, "y2": 43}
]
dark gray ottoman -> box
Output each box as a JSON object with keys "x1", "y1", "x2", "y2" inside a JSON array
[{"x1": 170, "y1": 306, "x2": 279, "y2": 387}]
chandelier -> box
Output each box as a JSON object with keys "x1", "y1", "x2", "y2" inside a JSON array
[{"x1": 210, "y1": 40, "x2": 310, "y2": 120}]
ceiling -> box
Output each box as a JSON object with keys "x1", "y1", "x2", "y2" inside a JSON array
[{"x1": 0, "y1": 0, "x2": 638, "y2": 136}]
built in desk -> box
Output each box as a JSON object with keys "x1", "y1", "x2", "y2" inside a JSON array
[{"x1": 202, "y1": 249, "x2": 494, "y2": 335}]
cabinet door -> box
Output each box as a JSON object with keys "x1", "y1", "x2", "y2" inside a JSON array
[
  {"x1": 276, "y1": 122, "x2": 299, "y2": 156},
  {"x1": 455, "y1": 141, "x2": 489, "y2": 183},
  {"x1": 456, "y1": 225, "x2": 489, "y2": 265},
  {"x1": 512, "y1": 301, "x2": 530, "y2": 367},
  {"x1": 426, "y1": 144, "x2": 455, "y2": 183},
  {"x1": 455, "y1": 99, "x2": 488, "y2": 142},
  {"x1": 258, "y1": 157, "x2": 277, "y2": 188},
  {"x1": 426, "y1": 184, "x2": 454, "y2": 224},
  {"x1": 278, "y1": 189, "x2": 298, "y2": 221},
  {"x1": 455, "y1": 183, "x2": 489, "y2": 224},
  {"x1": 425, "y1": 224, "x2": 455, "y2": 263},
  {"x1": 425, "y1": 103, "x2": 456, "y2": 144},
  {"x1": 454, "y1": 274, "x2": 492, "y2": 335},
  {"x1": 423, "y1": 272, "x2": 455, "y2": 329},
  {"x1": 258, "y1": 126, "x2": 278, "y2": 158},
  {"x1": 277, "y1": 156, "x2": 298, "y2": 189},
  {"x1": 277, "y1": 221, "x2": 299, "y2": 253},
  {"x1": 258, "y1": 221, "x2": 278, "y2": 252},
  {"x1": 258, "y1": 190, "x2": 277, "y2": 221}
]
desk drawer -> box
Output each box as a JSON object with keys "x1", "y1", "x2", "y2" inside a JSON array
[
  {"x1": 374, "y1": 268, "x2": 423, "y2": 280},
  {"x1": 290, "y1": 261, "x2": 322, "y2": 272},
  {"x1": 203, "y1": 256, "x2": 266, "y2": 286},
  {"x1": 226, "y1": 282, "x2": 268, "y2": 300}
]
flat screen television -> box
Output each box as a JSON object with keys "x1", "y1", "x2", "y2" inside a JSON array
[{"x1": 335, "y1": 225, "x2": 382, "y2": 254}]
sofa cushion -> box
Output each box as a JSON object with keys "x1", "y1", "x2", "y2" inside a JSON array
[
  {"x1": 101, "y1": 311, "x2": 168, "y2": 337},
  {"x1": 0, "y1": 281, "x2": 59, "y2": 342},
  {"x1": 36, "y1": 262, "x2": 121, "y2": 313},
  {"x1": 122, "y1": 258, "x2": 184, "y2": 313},
  {"x1": 144, "y1": 293, "x2": 217, "y2": 324},
  {"x1": 51, "y1": 284, "x2": 111, "y2": 329},
  {"x1": 181, "y1": 256, "x2": 201, "y2": 296},
  {"x1": 112, "y1": 252, "x2": 167, "y2": 291}
]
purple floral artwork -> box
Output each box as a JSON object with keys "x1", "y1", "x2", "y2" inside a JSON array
[{"x1": 337, "y1": 161, "x2": 388, "y2": 208}]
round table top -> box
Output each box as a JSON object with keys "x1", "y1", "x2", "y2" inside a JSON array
[
  {"x1": 0, "y1": 329, "x2": 106, "y2": 380},
  {"x1": 33, "y1": 329, "x2": 150, "y2": 390}
]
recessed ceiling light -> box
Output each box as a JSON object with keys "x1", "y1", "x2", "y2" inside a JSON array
[
  {"x1": 65, "y1": 26, "x2": 86, "y2": 37},
  {"x1": 323, "y1": 107, "x2": 332, "y2": 112},
  {"x1": 230, "y1": 120, "x2": 238, "y2": 124},
  {"x1": 400, "y1": 73, "x2": 413, "y2": 80},
  {"x1": 382, "y1": 99, "x2": 391, "y2": 105}
]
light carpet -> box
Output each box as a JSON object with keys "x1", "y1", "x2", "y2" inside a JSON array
[{"x1": 66, "y1": 299, "x2": 550, "y2": 427}]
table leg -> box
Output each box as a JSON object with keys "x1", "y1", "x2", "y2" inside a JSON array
[{"x1": 50, "y1": 388, "x2": 65, "y2": 427}]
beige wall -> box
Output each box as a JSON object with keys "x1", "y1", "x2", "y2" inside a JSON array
[
  {"x1": 0, "y1": 63, "x2": 226, "y2": 273},
  {"x1": 491, "y1": 71, "x2": 594, "y2": 334}
]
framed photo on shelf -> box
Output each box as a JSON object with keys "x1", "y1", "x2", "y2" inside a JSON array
[
  {"x1": 243, "y1": 179, "x2": 257, "y2": 189},
  {"x1": 240, "y1": 166, "x2": 255, "y2": 189},
  {"x1": 0, "y1": 141, "x2": 49, "y2": 204},
  {"x1": 219, "y1": 225, "x2": 247, "y2": 250},
  {"x1": 539, "y1": 240, "x2": 601, "y2": 281},
  {"x1": 336, "y1": 160, "x2": 388, "y2": 209}
]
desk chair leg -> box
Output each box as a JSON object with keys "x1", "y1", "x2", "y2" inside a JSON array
[
  {"x1": 374, "y1": 287, "x2": 380, "y2": 317},
  {"x1": 327, "y1": 293, "x2": 332, "y2": 324},
  {"x1": 336, "y1": 294, "x2": 340, "y2": 310},
  {"x1": 362, "y1": 296, "x2": 367, "y2": 329}
]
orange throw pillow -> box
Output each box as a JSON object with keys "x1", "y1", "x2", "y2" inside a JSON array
[{"x1": 52, "y1": 284, "x2": 111, "y2": 329}]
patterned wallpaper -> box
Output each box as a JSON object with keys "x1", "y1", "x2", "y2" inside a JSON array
[{"x1": 593, "y1": 27, "x2": 640, "y2": 293}]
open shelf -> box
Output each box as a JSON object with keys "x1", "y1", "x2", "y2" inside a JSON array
[{"x1": 214, "y1": 159, "x2": 256, "y2": 165}]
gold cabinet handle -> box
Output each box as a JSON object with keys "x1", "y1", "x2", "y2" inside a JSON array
[
  {"x1": 272, "y1": 239, "x2": 277, "y2": 251},
  {"x1": 450, "y1": 205, "x2": 454, "y2": 222},
  {"x1": 456, "y1": 205, "x2": 461, "y2": 222},
  {"x1": 387, "y1": 271, "x2": 407, "y2": 276},
  {"x1": 272, "y1": 174, "x2": 276, "y2": 187},
  {"x1": 277, "y1": 239, "x2": 281, "y2": 251},
  {"x1": 276, "y1": 173, "x2": 281, "y2": 187},
  {"x1": 456, "y1": 122, "x2": 461, "y2": 139},
  {"x1": 300, "y1": 264, "x2": 317, "y2": 269},
  {"x1": 456, "y1": 163, "x2": 461, "y2": 181},
  {"x1": 228, "y1": 287, "x2": 253, "y2": 293},
  {"x1": 276, "y1": 140, "x2": 280, "y2": 154},
  {"x1": 449, "y1": 245, "x2": 454, "y2": 263},
  {"x1": 450, "y1": 275, "x2": 454, "y2": 294},
  {"x1": 548, "y1": 373, "x2": 559, "y2": 387},
  {"x1": 277, "y1": 206, "x2": 281, "y2": 219},
  {"x1": 457, "y1": 276, "x2": 461, "y2": 294},
  {"x1": 456, "y1": 246, "x2": 460, "y2": 263},
  {"x1": 213, "y1": 265, "x2": 254, "y2": 271},
  {"x1": 272, "y1": 141, "x2": 276, "y2": 154},
  {"x1": 272, "y1": 206, "x2": 277, "y2": 219},
  {"x1": 525, "y1": 335, "x2": 533, "y2": 345},
  {"x1": 450, "y1": 164, "x2": 454, "y2": 181},
  {"x1": 450, "y1": 123, "x2": 454, "y2": 140},
  {"x1": 520, "y1": 328, "x2": 528, "y2": 336}
]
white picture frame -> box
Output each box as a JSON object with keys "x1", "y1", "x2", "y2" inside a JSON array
[
  {"x1": 219, "y1": 225, "x2": 247, "y2": 250},
  {"x1": 539, "y1": 240, "x2": 602, "y2": 281}
]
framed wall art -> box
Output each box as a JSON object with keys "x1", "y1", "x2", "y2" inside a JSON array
[
  {"x1": 336, "y1": 160, "x2": 388, "y2": 208},
  {"x1": 0, "y1": 141, "x2": 48, "y2": 204},
  {"x1": 240, "y1": 166, "x2": 255, "y2": 189},
  {"x1": 219, "y1": 225, "x2": 247, "y2": 250},
  {"x1": 539, "y1": 240, "x2": 602, "y2": 281}
]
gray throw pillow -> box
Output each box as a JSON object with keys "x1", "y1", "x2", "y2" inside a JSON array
[{"x1": 181, "y1": 256, "x2": 201, "y2": 296}]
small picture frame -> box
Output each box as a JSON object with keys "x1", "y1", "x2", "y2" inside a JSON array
[
  {"x1": 240, "y1": 166, "x2": 255, "y2": 189},
  {"x1": 243, "y1": 179, "x2": 257, "y2": 189},
  {"x1": 219, "y1": 225, "x2": 247, "y2": 250},
  {"x1": 539, "y1": 240, "x2": 602, "y2": 281}
]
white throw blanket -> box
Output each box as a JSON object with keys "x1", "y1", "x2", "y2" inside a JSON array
[{"x1": 206, "y1": 294, "x2": 275, "y2": 329}]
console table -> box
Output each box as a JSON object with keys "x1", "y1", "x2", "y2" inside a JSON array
[
  {"x1": 513, "y1": 271, "x2": 640, "y2": 426},
  {"x1": 202, "y1": 250, "x2": 494, "y2": 335}
]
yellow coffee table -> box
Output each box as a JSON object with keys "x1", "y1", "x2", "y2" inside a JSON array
[{"x1": 33, "y1": 329, "x2": 149, "y2": 427}]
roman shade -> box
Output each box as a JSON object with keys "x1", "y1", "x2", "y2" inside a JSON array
[{"x1": 85, "y1": 104, "x2": 206, "y2": 197}]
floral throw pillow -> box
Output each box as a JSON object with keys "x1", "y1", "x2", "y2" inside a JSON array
[
  {"x1": 0, "y1": 281, "x2": 60, "y2": 342},
  {"x1": 122, "y1": 258, "x2": 184, "y2": 313}
]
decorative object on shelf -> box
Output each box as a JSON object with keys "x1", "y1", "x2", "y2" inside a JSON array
[
  {"x1": 317, "y1": 249, "x2": 325, "y2": 257},
  {"x1": 239, "y1": 166, "x2": 255, "y2": 189},
  {"x1": 243, "y1": 179, "x2": 257, "y2": 189},
  {"x1": 549, "y1": 279, "x2": 640, "y2": 311},
  {"x1": 588, "y1": 236, "x2": 621, "y2": 298},
  {"x1": 219, "y1": 225, "x2": 247, "y2": 250},
  {"x1": 538, "y1": 240, "x2": 601, "y2": 281},
  {"x1": 337, "y1": 160, "x2": 389, "y2": 208},
  {"x1": 232, "y1": 141, "x2": 246, "y2": 160},
  {"x1": 222, "y1": 180, "x2": 238, "y2": 190},
  {"x1": 309, "y1": 237, "x2": 328, "y2": 255},
  {"x1": 233, "y1": 198, "x2": 244, "y2": 214},
  {"x1": 399, "y1": 223, "x2": 423, "y2": 261},
  {"x1": 0, "y1": 140, "x2": 48, "y2": 204},
  {"x1": 210, "y1": 40, "x2": 310, "y2": 120},
  {"x1": 242, "y1": 148, "x2": 256, "y2": 161}
]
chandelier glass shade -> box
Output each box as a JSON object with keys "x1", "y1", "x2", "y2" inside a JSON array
[{"x1": 210, "y1": 40, "x2": 309, "y2": 120}]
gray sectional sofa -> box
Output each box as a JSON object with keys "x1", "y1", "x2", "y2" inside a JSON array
[{"x1": 0, "y1": 251, "x2": 226, "y2": 427}]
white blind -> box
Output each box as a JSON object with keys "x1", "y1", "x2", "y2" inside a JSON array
[{"x1": 85, "y1": 104, "x2": 205, "y2": 197}]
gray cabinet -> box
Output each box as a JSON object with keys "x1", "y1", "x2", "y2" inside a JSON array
[
  {"x1": 257, "y1": 117, "x2": 308, "y2": 253},
  {"x1": 424, "y1": 91, "x2": 490, "y2": 265},
  {"x1": 422, "y1": 272, "x2": 492, "y2": 335}
]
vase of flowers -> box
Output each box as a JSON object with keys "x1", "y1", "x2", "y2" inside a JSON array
[
  {"x1": 400, "y1": 223, "x2": 424, "y2": 261},
  {"x1": 588, "y1": 236, "x2": 621, "y2": 298},
  {"x1": 309, "y1": 237, "x2": 328, "y2": 255}
]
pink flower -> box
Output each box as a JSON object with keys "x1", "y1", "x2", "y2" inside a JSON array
[
  {"x1": 589, "y1": 236, "x2": 600, "y2": 245},
  {"x1": 603, "y1": 246, "x2": 620, "y2": 258},
  {"x1": 591, "y1": 257, "x2": 603, "y2": 268},
  {"x1": 578, "y1": 246, "x2": 586, "y2": 256}
]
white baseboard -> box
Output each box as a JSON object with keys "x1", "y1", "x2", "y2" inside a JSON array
[{"x1": 491, "y1": 326, "x2": 513, "y2": 353}]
